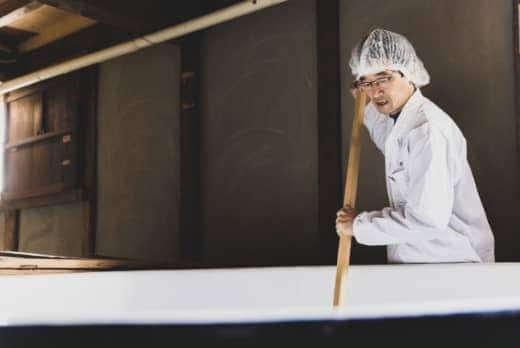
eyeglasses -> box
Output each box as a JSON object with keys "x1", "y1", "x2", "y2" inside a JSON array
[{"x1": 354, "y1": 71, "x2": 401, "y2": 92}]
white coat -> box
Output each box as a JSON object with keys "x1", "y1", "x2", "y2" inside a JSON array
[{"x1": 353, "y1": 89, "x2": 495, "y2": 263}]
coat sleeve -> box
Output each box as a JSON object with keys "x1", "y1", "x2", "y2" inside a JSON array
[
  {"x1": 353, "y1": 124, "x2": 455, "y2": 245},
  {"x1": 363, "y1": 102, "x2": 389, "y2": 153}
]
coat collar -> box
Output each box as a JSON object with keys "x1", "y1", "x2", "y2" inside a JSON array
[{"x1": 386, "y1": 89, "x2": 426, "y2": 144}]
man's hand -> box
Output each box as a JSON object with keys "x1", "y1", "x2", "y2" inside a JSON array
[{"x1": 336, "y1": 205, "x2": 356, "y2": 237}]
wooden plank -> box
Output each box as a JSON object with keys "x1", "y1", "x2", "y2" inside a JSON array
[
  {"x1": 179, "y1": 33, "x2": 202, "y2": 263},
  {"x1": 0, "y1": 269, "x2": 78, "y2": 274},
  {"x1": 7, "y1": 91, "x2": 41, "y2": 142},
  {"x1": 4, "y1": 209, "x2": 19, "y2": 250},
  {"x1": 29, "y1": 132, "x2": 54, "y2": 190},
  {"x1": 333, "y1": 92, "x2": 366, "y2": 307},
  {"x1": 4, "y1": 83, "x2": 40, "y2": 103},
  {"x1": 7, "y1": 0, "x2": 209, "y2": 78},
  {"x1": 0, "y1": 0, "x2": 41, "y2": 29},
  {"x1": 2, "y1": 182, "x2": 68, "y2": 200},
  {"x1": 5, "y1": 71, "x2": 76, "y2": 103},
  {"x1": 17, "y1": 7, "x2": 96, "y2": 52},
  {"x1": 39, "y1": 0, "x2": 215, "y2": 34},
  {"x1": 0, "y1": 189, "x2": 84, "y2": 210},
  {"x1": 81, "y1": 201, "x2": 92, "y2": 256},
  {"x1": 3, "y1": 71, "x2": 85, "y2": 207},
  {"x1": 44, "y1": 77, "x2": 79, "y2": 131},
  {"x1": 0, "y1": 252, "x2": 167, "y2": 270},
  {"x1": 316, "y1": 0, "x2": 342, "y2": 264},
  {"x1": 0, "y1": 26, "x2": 36, "y2": 46},
  {"x1": 0, "y1": 0, "x2": 32, "y2": 17},
  {"x1": 5, "y1": 143, "x2": 30, "y2": 193},
  {"x1": 38, "y1": 0, "x2": 145, "y2": 32},
  {"x1": 4, "y1": 128, "x2": 74, "y2": 149},
  {"x1": 4, "y1": 138, "x2": 72, "y2": 200},
  {"x1": 9, "y1": 23, "x2": 133, "y2": 78},
  {"x1": 44, "y1": 75, "x2": 79, "y2": 190}
]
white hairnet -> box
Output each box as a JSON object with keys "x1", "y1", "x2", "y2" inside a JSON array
[{"x1": 349, "y1": 29, "x2": 430, "y2": 88}]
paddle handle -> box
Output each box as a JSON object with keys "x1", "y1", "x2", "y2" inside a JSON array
[{"x1": 333, "y1": 91, "x2": 367, "y2": 307}]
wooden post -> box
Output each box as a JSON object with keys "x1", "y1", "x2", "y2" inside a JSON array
[
  {"x1": 316, "y1": 0, "x2": 342, "y2": 264},
  {"x1": 79, "y1": 67, "x2": 98, "y2": 257},
  {"x1": 179, "y1": 33, "x2": 202, "y2": 263},
  {"x1": 333, "y1": 91, "x2": 366, "y2": 307},
  {"x1": 4, "y1": 209, "x2": 19, "y2": 251}
]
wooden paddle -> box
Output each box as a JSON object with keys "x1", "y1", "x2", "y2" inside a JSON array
[{"x1": 333, "y1": 90, "x2": 367, "y2": 307}]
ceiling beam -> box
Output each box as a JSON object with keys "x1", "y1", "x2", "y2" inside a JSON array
[
  {"x1": 8, "y1": 23, "x2": 133, "y2": 77},
  {"x1": 17, "y1": 9, "x2": 96, "y2": 53},
  {"x1": 0, "y1": 0, "x2": 32, "y2": 17},
  {"x1": 37, "y1": 0, "x2": 145, "y2": 32},
  {"x1": 0, "y1": 0, "x2": 41, "y2": 29}
]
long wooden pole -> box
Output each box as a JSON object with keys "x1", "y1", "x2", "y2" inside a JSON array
[{"x1": 332, "y1": 91, "x2": 366, "y2": 307}]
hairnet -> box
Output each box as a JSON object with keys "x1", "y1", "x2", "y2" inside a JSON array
[{"x1": 349, "y1": 29, "x2": 430, "y2": 88}]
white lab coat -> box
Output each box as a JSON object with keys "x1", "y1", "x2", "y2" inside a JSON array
[{"x1": 353, "y1": 89, "x2": 495, "y2": 263}]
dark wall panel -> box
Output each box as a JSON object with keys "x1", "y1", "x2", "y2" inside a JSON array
[
  {"x1": 201, "y1": 0, "x2": 318, "y2": 266},
  {"x1": 96, "y1": 44, "x2": 181, "y2": 263}
]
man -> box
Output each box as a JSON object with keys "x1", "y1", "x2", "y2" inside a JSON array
[{"x1": 336, "y1": 29, "x2": 495, "y2": 263}]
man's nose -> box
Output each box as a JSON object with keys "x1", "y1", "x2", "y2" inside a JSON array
[{"x1": 370, "y1": 87, "x2": 385, "y2": 98}]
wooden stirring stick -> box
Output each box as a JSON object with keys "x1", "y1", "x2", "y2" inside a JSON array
[{"x1": 333, "y1": 90, "x2": 367, "y2": 307}]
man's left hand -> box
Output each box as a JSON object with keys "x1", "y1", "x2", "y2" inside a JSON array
[{"x1": 335, "y1": 205, "x2": 356, "y2": 237}]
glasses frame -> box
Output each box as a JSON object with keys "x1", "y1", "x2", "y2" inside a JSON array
[{"x1": 354, "y1": 70, "x2": 404, "y2": 91}]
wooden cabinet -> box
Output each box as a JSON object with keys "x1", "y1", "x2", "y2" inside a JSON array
[{"x1": 2, "y1": 69, "x2": 96, "y2": 211}]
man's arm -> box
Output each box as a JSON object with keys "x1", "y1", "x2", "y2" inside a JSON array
[{"x1": 353, "y1": 124, "x2": 455, "y2": 245}]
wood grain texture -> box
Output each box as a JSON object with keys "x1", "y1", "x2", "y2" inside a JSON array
[
  {"x1": 3, "y1": 73, "x2": 82, "y2": 202},
  {"x1": 333, "y1": 92, "x2": 366, "y2": 307}
]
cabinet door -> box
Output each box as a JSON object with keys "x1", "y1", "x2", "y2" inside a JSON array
[{"x1": 3, "y1": 74, "x2": 79, "y2": 201}]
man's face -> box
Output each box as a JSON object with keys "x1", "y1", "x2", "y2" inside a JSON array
[{"x1": 357, "y1": 70, "x2": 415, "y2": 115}]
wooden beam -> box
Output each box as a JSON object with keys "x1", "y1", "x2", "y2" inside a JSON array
[
  {"x1": 38, "y1": 0, "x2": 145, "y2": 32},
  {"x1": 8, "y1": 23, "x2": 133, "y2": 78},
  {"x1": 0, "y1": 0, "x2": 41, "y2": 53},
  {"x1": 0, "y1": 0, "x2": 32, "y2": 17},
  {"x1": 316, "y1": 0, "x2": 342, "y2": 264},
  {"x1": 4, "y1": 128, "x2": 74, "y2": 149},
  {"x1": 0, "y1": 26, "x2": 36, "y2": 52},
  {"x1": 0, "y1": 189, "x2": 85, "y2": 210},
  {"x1": 0, "y1": 251, "x2": 169, "y2": 270},
  {"x1": 16, "y1": 6, "x2": 96, "y2": 53},
  {"x1": 0, "y1": 0, "x2": 41, "y2": 29},
  {"x1": 179, "y1": 33, "x2": 202, "y2": 263},
  {"x1": 4, "y1": 209, "x2": 19, "y2": 250}
]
